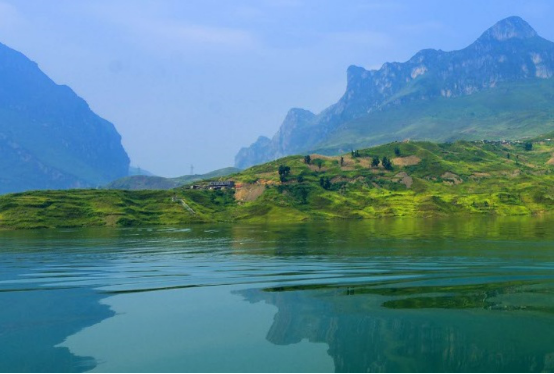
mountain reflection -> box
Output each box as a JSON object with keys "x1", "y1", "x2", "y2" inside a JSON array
[{"x1": 239, "y1": 281, "x2": 554, "y2": 372}]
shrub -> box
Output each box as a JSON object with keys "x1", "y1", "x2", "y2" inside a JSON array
[
  {"x1": 382, "y1": 157, "x2": 393, "y2": 170},
  {"x1": 525, "y1": 142, "x2": 533, "y2": 151}
]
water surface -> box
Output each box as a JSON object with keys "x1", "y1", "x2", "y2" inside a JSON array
[{"x1": 1, "y1": 217, "x2": 554, "y2": 372}]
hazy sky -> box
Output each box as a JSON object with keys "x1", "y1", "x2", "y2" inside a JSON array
[{"x1": 1, "y1": 0, "x2": 554, "y2": 176}]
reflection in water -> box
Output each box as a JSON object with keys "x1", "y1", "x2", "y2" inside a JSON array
[
  {"x1": 240, "y1": 283, "x2": 554, "y2": 372},
  {"x1": 0, "y1": 288, "x2": 114, "y2": 372},
  {"x1": 59, "y1": 286, "x2": 334, "y2": 373},
  {"x1": 1, "y1": 217, "x2": 554, "y2": 372}
]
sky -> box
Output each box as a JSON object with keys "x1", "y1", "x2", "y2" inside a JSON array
[{"x1": 1, "y1": 0, "x2": 554, "y2": 176}]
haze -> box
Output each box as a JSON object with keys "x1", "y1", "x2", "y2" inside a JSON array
[{"x1": 1, "y1": 0, "x2": 553, "y2": 176}]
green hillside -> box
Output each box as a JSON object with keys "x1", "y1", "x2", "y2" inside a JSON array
[
  {"x1": 105, "y1": 167, "x2": 241, "y2": 190},
  {"x1": 2, "y1": 137, "x2": 554, "y2": 229}
]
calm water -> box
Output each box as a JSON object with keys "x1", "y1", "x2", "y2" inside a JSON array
[{"x1": 2, "y1": 217, "x2": 554, "y2": 372}]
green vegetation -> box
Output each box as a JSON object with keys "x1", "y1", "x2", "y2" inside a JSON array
[
  {"x1": 3, "y1": 137, "x2": 554, "y2": 229},
  {"x1": 382, "y1": 156, "x2": 393, "y2": 170},
  {"x1": 278, "y1": 165, "x2": 291, "y2": 182}
]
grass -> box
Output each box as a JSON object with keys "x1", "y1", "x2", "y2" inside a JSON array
[{"x1": 2, "y1": 136, "x2": 554, "y2": 229}]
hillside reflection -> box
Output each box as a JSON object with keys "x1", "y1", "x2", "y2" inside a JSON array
[{"x1": 239, "y1": 284, "x2": 554, "y2": 372}]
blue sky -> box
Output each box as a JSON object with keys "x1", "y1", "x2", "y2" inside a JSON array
[{"x1": 1, "y1": 0, "x2": 554, "y2": 176}]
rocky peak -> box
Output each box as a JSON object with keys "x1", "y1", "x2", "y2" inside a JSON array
[
  {"x1": 478, "y1": 16, "x2": 538, "y2": 42},
  {"x1": 283, "y1": 108, "x2": 315, "y2": 123},
  {"x1": 235, "y1": 16, "x2": 554, "y2": 169}
]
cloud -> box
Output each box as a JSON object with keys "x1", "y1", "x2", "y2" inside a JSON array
[
  {"x1": 325, "y1": 30, "x2": 393, "y2": 48},
  {"x1": 354, "y1": 1, "x2": 406, "y2": 12},
  {"x1": 144, "y1": 20, "x2": 257, "y2": 48},
  {"x1": 0, "y1": 1, "x2": 23, "y2": 31},
  {"x1": 233, "y1": 5, "x2": 266, "y2": 20},
  {"x1": 80, "y1": 1, "x2": 258, "y2": 52},
  {"x1": 398, "y1": 21, "x2": 445, "y2": 34},
  {"x1": 262, "y1": 0, "x2": 303, "y2": 8}
]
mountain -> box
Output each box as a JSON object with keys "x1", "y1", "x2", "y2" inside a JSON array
[
  {"x1": 235, "y1": 16, "x2": 554, "y2": 169},
  {"x1": 0, "y1": 42, "x2": 130, "y2": 194},
  {"x1": 105, "y1": 167, "x2": 240, "y2": 190},
  {"x1": 3, "y1": 134, "x2": 554, "y2": 228},
  {"x1": 128, "y1": 166, "x2": 156, "y2": 177}
]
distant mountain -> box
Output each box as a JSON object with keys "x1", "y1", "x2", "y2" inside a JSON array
[
  {"x1": 236, "y1": 16, "x2": 554, "y2": 168},
  {"x1": 128, "y1": 166, "x2": 156, "y2": 177},
  {"x1": 105, "y1": 167, "x2": 240, "y2": 190},
  {"x1": 0, "y1": 42, "x2": 130, "y2": 194}
]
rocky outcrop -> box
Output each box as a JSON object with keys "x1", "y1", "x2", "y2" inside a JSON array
[{"x1": 235, "y1": 16, "x2": 554, "y2": 169}]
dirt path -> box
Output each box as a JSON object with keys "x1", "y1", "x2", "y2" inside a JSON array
[{"x1": 178, "y1": 199, "x2": 196, "y2": 215}]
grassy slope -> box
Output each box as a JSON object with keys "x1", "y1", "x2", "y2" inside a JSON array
[
  {"x1": 315, "y1": 80, "x2": 554, "y2": 154},
  {"x1": 2, "y1": 139, "x2": 554, "y2": 229}
]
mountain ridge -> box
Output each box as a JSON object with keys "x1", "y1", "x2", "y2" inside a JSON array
[
  {"x1": 235, "y1": 16, "x2": 554, "y2": 169},
  {"x1": 0, "y1": 41, "x2": 130, "y2": 194}
]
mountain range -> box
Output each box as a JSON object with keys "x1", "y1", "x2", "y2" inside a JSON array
[
  {"x1": 0, "y1": 42, "x2": 129, "y2": 194},
  {"x1": 235, "y1": 16, "x2": 554, "y2": 169}
]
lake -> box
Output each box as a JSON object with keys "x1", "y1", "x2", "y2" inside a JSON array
[{"x1": 2, "y1": 217, "x2": 554, "y2": 372}]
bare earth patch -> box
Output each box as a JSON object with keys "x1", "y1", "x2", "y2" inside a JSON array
[
  {"x1": 472, "y1": 172, "x2": 491, "y2": 178},
  {"x1": 547, "y1": 154, "x2": 554, "y2": 165},
  {"x1": 310, "y1": 154, "x2": 337, "y2": 161},
  {"x1": 235, "y1": 184, "x2": 265, "y2": 202},
  {"x1": 256, "y1": 172, "x2": 277, "y2": 180},
  {"x1": 501, "y1": 169, "x2": 521, "y2": 178},
  {"x1": 393, "y1": 172, "x2": 413, "y2": 188},
  {"x1": 103, "y1": 214, "x2": 120, "y2": 226},
  {"x1": 331, "y1": 176, "x2": 349, "y2": 183},
  {"x1": 441, "y1": 172, "x2": 463, "y2": 185},
  {"x1": 308, "y1": 164, "x2": 329, "y2": 172},
  {"x1": 392, "y1": 155, "x2": 421, "y2": 167}
]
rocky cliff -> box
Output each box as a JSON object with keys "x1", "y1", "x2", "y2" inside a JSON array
[{"x1": 236, "y1": 16, "x2": 554, "y2": 169}]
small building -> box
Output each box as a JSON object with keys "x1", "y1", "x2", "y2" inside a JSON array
[{"x1": 208, "y1": 181, "x2": 235, "y2": 190}]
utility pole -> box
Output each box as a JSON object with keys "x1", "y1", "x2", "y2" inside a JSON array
[{"x1": 190, "y1": 164, "x2": 194, "y2": 175}]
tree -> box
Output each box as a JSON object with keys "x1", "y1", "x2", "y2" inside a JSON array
[
  {"x1": 382, "y1": 157, "x2": 393, "y2": 170},
  {"x1": 294, "y1": 185, "x2": 309, "y2": 204},
  {"x1": 394, "y1": 146, "x2": 401, "y2": 156},
  {"x1": 371, "y1": 156, "x2": 380, "y2": 168},
  {"x1": 304, "y1": 155, "x2": 311, "y2": 164},
  {"x1": 314, "y1": 159, "x2": 323, "y2": 170},
  {"x1": 278, "y1": 165, "x2": 290, "y2": 182},
  {"x1": 525, "y1": 142, "x2": 533, "y2": 151},
  {"x1": 319, "y1": 177, "x2": 331, "y2": 190},
  {"x1": 278, "y1": 165, "x2": 290, "y2": 176}
]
